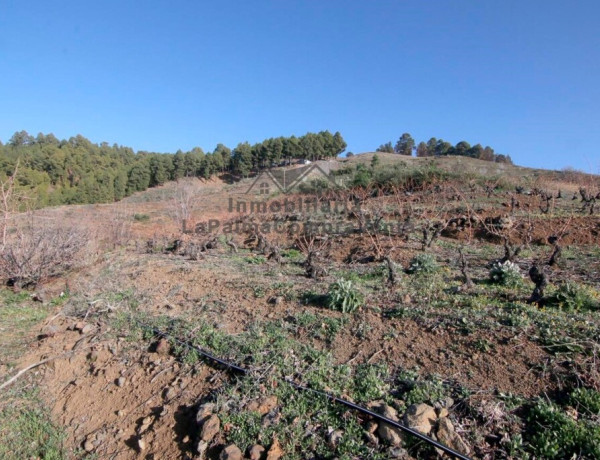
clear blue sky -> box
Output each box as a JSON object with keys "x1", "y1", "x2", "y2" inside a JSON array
[{"x1": 1, "y1": 1, "x2": 598, "y2": 171}]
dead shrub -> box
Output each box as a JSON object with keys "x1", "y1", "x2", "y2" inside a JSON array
[{"x1": 0, "y1": 219, "x2": 90, "y2": 288}]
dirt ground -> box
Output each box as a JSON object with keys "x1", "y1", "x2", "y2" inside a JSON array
[{"x1": 3, "y1": 159, "x2": 600, "y2": 459}]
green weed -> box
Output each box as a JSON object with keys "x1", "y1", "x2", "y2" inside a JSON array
[{"x1": 327, "y1": 280, "x2": 363, "y2": 313}]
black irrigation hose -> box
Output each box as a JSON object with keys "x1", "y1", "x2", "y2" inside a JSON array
[{"x1": 138, "y1": 319, "x2": 472, "y2": 460}]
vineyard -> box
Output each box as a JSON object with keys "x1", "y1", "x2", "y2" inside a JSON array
[{"x1": 1, "y1": 154, "x2": 599, "y2": 459}]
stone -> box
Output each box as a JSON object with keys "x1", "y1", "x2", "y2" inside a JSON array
[
  {"x1": 403, "y1": 403, "x2": 437, "y2": 435},
  {"x1": 39, "y1": 325, "x2": 58, "y2": 339},
  {"x1": 372, "y1": 403, "x2": 405, "y2": 447},
  {"x1": 81, "y1": 323, "x2": 95, "y2": 334},
  {"x1": 328, "y1": 429, "x2": 344, "y2": 448},
  {"x1": 436, "y1": 417, "x2": 470, "y2": 455},
  {"x1": 116, "y1": 376, "x2": 126, "y2": 387},
  {"x1": 137, "y1": 437, "x2": 146, "y2": 451},
  {"x1": 442, "y1": 397, "x2": 454, "y2": 408},
  {"x1": 380, "y1": 403, "x2": 399, "y2": 421},
  {"x1": 83, "y1": 438, "x2": 94, "y2": 452},
  {"x1": 388, "y1": 446, "x2": 410, "y2": 459},
  {"x1": 248, "y1": 444, "x2": 266, "y2": 460},
  {"x1": 377, "y1": 421, "x2": 405, "y2": 447},
  {"x1": 155, "y1": 337, "x2": 171, "y2": 355},
  {"x1": 138, "y1": 415, "x2": 154, "y2": 434},
  {"x1": 391, "y1": 399, "x2": 406, "y2": 413},
  {"x1": 565, "y1": 406, "x2": 578, "y2": 420},
  {"x1": 220, "y1": 444, "x2": 243, "y2": 460},
  {"x1": 163, "y1": 386, "x2": 176, "y2": 400},
  {"x1": 437, "y1": 407, "x2": 449, "y2": 418},
  {"x1": 365, "y1": 421, "x2": 378, "y2": 434},
  {"x1": 364, "y1": 431, "x2": 379, "y2": 446},
  {"x1": 196, "y1": 402, "x2": 216, "y2": 424},
  {"x1": 200, "y1": 414, "x2": 220, "y2": 442},
  {"x1": 266, "y1": 438, "x2": 284, "y2": 460},
  {"x1": 197, "y1": 440, "x2": 209, "y2": 457},
  {"x1": 31, "y1": 292, "x2": 44, "y2": 302},
  {"x1": 247, "y1": 395, "x2": 278, "y2": 415}
]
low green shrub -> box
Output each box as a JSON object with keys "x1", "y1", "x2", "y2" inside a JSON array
[
  {"x1": 548, "y1": 282, "x2": 599, "y2": 312},
  {"x1": 526, "y1": 395, "x2": 600, "y2": 459},
  {"x1": 570, "y1": 387, "x2": 600, "y2": 416},
  {"x1": 352, "y1": 364, "x2": 390, "y2": 402},
  {"x1": 282, "y1": 248, "x2": 302, "y2": 259},
  {"x1": 407, "y1": 253, "x2": 439, "y2": 274},
  {"x1": 245, "y1": 255, "x2": 266, "y2": 264},
  {"x1": 327, "y1": 279, "x2": 363, "y2": 313},
  {"x1": 489, "y1": 260, "x2": 522, "y2": 287},
  {"x1": 133, "y1": 213, "x2": 150, "y2": 222}
]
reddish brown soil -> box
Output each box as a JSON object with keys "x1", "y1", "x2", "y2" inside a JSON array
[{"x1": 6, "y1": 165, "x2": 599, "y2": 459}]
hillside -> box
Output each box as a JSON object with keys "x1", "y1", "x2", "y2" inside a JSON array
[{"x1": 0, "y1": 154, "x2": 599, "y2": 459}]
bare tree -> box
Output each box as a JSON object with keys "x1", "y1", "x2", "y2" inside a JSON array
[
  {"x1": 103, "y1": 204, "x2": 132, "y2": 249},
  {"x1": 172, "y1": 179, "x2": 197, "y2": 233},
  {"x1": 1, "y1": 161, "x2": 29, "y2": 250}
]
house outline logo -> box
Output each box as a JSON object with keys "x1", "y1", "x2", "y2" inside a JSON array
[{"x1": 245, "y1": 163, "x2": 337, "y2": 195}]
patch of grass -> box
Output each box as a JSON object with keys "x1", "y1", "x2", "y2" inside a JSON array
[
  {"x1": 281, "y1": 248, "x2": 302, "y2": 260},
  {"x1": 118, "y1": 313, "x2": 398, "y2": 459},
  {"x1": 244, "y1": 255, "x2": 267, "y2": 264},
  {"x1": 294, "y1": 312, "x2": 348, "y2": 342},
  {"x1": 0, "y1": 291, "x2": 67, "y2": 460},
  {"x1": 0, "y1": 290, "x2": 49, "y2": 366},
  {"x1": 397, "y1": 370, "x2": 451, "y2": 405},
  {"x1": 252, "y1": 286, "x2": 266, "y2": 298},
  {"x1": 271, "y1": 281, "x2": 296, "y2": 301},
  {"x1": 526, "y1": 392, "x2": 600, "y2": 459},
  {"x1": 352, "y1": 364, "x2": 390, "y2": 403},
  {"x1": 340, "y1": 264, "x2": 387, "y2": 284},
  {"x1": 0, "y1": 403, "x2": 67, "y2": 460},
  {"x1": 133, "y1": 213, "x2": 150, "y2": 222},
  {"x1": 471, "y1": 338, "x2": 494, "y2": 353}
]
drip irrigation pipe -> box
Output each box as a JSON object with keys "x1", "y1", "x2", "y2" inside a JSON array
[{"x1": 138, "y1": 320, "x2": 472, "y2": 460}]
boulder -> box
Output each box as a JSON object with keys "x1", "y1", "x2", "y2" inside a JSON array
[
  {"x1": 266, "y1": 438, "x2": 284, "y2": 460},
  {"x1": 375, "y1": 403, "x2": 405, "y2": 447},
  {"x1": 220, "y1": 444, "x2": 243, "y2": 460},
  {"x1": 200, "y1": 414, "x2": 220, "y2": 442},
  {"x1": 247, "y1": 395, "x2": 278, "y2": 415},
  {"x1": 436, "y1": 417, "x2": 470, "y2": 455},
  {"x1": 248, "y1": 444, "x2": 266, "y2": 460},
  {"x1": 403, "y1": 403, "x2": 437, "y2": 435},
  {"x1": 196, "y1": 402, "x2": 215, "y2": 424}
]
